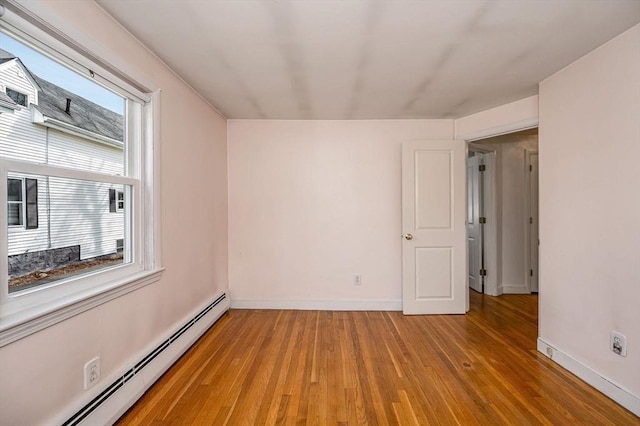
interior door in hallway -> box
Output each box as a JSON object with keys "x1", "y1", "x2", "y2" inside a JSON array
[
  {"x1": 527, "y1": 151, "x2": 539, "y2": 293},
  {"x1": 402, "y1": 140, "x2": 466, "y2": 314},
  {"x1": 467, "y1": 153, "x2": 484, "y2": 293}
]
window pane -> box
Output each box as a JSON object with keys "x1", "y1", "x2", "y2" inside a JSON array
[
  {"x1": 7, "y1": 179, "x2": 22, "y2": 202},
  {"x1": 7, "y1": 203, "x2": 23, "y2": 226},
  {"x1": 7, "y1": 174, "x2": 131, "y2": 293},
  {"x1": 0, "y1": 34, "x2": 126, "y2": 175},
  {"x1": 6, "y1": 88, "x2": 28, "y2": 107}
]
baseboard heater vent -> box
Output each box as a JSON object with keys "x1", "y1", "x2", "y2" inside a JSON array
[{"x1": 63, "y1": 293, "x2": 227, "y2": 426}]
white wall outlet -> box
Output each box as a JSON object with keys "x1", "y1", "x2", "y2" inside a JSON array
[
  {"x1": 84, "y1": 356, "x2": 101, "y2": 390},
  {"x1": 354, "y1": 274, "x2": 362, "y2": 286},
  {"x1": 610, "y1": 331, "x2": 627, "y2": 357}
]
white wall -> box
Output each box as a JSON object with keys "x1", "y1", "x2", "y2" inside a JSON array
[
  {"x1": 0, "y1": 1, "x2": 228, "y2": 424},
  {"x1": 228, "y1": 120, "x2": 452, "y2": 308},
  {"x1": 539, "y1": 23, "x2": 640, "y2": 401},
  {"x1": 474, "y1": 130, "x2": 538, "y2": 294}
]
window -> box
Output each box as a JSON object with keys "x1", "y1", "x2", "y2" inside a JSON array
[
  {"x1": 7, "y1": 178, "x2": 23, "y2": 226},
  {"x1": 117, "y1": 190, "x2": 125, "y2": 212},
  {"x1": 109, "y1": 189, "x2": 125, "y2": 213},
  {"x1": 5, "y1": 88, "x2": 28, "y2": 107},
  {"x1": 0, "y1": 10, "x2": 161, "y2": 346},
  {"x1": 6, "y1": 178, "x2": 37, "y2": 228}
]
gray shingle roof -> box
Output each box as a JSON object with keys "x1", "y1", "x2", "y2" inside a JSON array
[
  {"x1": 0, "y1": 48, "x2": 16, "y2": 64},
  {"x1": 33, "y1": 75, "x2": 124, "y2": 142},
  {"x1": 1, "y1": 48, "x2": 123, "y2": 141}
]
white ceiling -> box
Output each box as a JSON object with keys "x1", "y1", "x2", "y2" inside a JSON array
[{"x1": 96, "y1": 0, "x2": 640, "y2": 120}]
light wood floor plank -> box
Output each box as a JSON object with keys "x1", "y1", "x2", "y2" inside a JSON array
[{"x1": 117, "y1": 292, "x2": 640, "y2": 425}]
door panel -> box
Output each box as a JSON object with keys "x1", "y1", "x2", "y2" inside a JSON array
[
  {"x1": 416, "y1": 248, "x2": 452, "y2": 298},
  {"x1": 416, "y1": 151, "x2": 452, "y2": 229},
  {"x1": 402, "y1": 140, "x2": 466, "y2": 315},
  {"x1": 467, "y1": 154, "x2": 483, "y2": 293}
]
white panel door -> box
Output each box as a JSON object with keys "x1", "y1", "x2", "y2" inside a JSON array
[
  {"x1": 402, "y1": 140, "x2": 466, "y2": 314},
  {"x1": 467, "y1": 154, "x2": 483, "y2": 293}
]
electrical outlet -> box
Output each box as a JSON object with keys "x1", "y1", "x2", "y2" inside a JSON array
[
  {"x1": 354, "y1": 274, "x2": 362, "y2": 286},
  {"x1": 84, "y1": 356, "x2": 101, "y2": 390},
  {"x1": 610, "y1": 331, "x2": 627, "y2": 357}
]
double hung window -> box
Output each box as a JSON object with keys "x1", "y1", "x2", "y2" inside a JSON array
[
  {"x1": 7, "y1": 178, "x2": 23, "y2": 226},
  {"x1": 6, "y1": 177, "x2": 37, "y2": 229},
  {"x1": 0, "y1": 6, "x2": 161, "y2": 345}
]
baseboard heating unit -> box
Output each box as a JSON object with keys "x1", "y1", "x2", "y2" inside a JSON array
[{"x1": 62, "y1": 291, "x2": 230, "y2": 426}]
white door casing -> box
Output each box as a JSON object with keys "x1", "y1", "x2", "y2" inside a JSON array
[
  {"x1": 467, "y1": 154, "x2": 483, "y2": 293},
  {"x1": 402, "y1": 140, "x2": 467, "y2": 315}
]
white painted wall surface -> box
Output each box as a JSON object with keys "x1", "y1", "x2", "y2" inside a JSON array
[
  {"x1": 539, "y1": 24, "x2": 640, "y2": 399},
  {"x1": 0, "y1": 1, "x2": 228, "y2": 424},
  {"x1": 474, "y1": 130, "x2": 538, "y2": 294},
  {"x1": 228, "y1": 119, "x2": 452, "y2": 308}
]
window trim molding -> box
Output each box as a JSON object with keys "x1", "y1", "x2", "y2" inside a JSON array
[
  {"x1": 0, "y1": 3, "x2": 163, "y2": 346},
  {"x1": 0, "y1": 269, "x2": 163, "y2": 347}
]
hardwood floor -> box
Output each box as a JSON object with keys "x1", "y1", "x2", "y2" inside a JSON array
[{"x1": 117, "y1": 292, "x2": 639, "y2": 425}]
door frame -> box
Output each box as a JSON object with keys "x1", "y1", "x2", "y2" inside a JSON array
[
  {"x1": 467, "y1": 143, "x2": 498, "y2": 296},
  {"x1": 525, "y1": 149, "x2": 539, "y2": 293}
]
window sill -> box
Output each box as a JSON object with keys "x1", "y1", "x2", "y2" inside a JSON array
[{"x1": 0, "y1": 268, "x2": 164, "y2": 347}]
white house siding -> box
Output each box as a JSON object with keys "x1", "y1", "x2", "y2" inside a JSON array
[
  {"x1": 47, "y1": 129, "x2": 125, "y2": 259},
  {"x1": 0, "y1": 63, "x2": 46, "y2": 163},
  {"x1": 47, "y1": 128, "x2": 123, "y2": 175},
  {"x1": 0, "y1": 61, "x2": 38, "y2": 107},
  {"x1": 1, "y1": 60, "x2": 124, "y2": 261},
  {"x1": 48, "y1": 177, "x2": 123, "y2": 260}
]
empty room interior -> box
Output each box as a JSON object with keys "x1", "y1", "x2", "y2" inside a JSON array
[{"x1": 0, "y1": 0, "x2": 639, "y2": 424}]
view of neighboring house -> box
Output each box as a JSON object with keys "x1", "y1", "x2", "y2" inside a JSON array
[{"x1": 0, "y1": 48, "x2": 125, "y2": 287}]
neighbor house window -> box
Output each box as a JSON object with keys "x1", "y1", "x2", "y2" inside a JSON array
[
  {"x1": 6, "y1": 177, "x2": 37, "y2": 228},
  {"x1": 5, "y1": 88, "x2": 28, "y2": 107},
  {"x1": 0, "y1": 13, "x2": 161, "y2": 346},
  {"x1": 7, "y1": 178, "x2": 23, "y2": 226},
  {"x1": 109, "y1": 189, "x2": 125, "y2": 213}
]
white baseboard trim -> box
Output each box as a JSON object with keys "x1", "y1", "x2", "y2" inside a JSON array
[
  {"x1": 231, "y1": 298, "x2": 402, "y2": 311},
  {"x1": 489, "y1": 286, "x2": 503, "y2": 297},
  {"x1": 499, "y1": 284, "x2": 531, "y2": 294},
  {"x1": 55, "y1": 291, "x2": 230, "y2": 426},
  {"x1": 537, "y1": 338, "x2": 640, "y2": 417}
]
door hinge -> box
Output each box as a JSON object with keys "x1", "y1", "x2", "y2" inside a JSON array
[
  {"x1": 479, "y1": 164, "x2": 486, "y2": 172},
  {"x1": 530, "y1": 269, "x2": 534, "y2": 277},
  {"x1": 529, "y1": 217, "x2": 533, "y2": 224},
  {"x1": 479, "y1": 269, "x2": 487, "y2": 276},
  {"x1": 530, "y1": 164, "x2": 533, "y2": 172},
  {"x1": 479, "y1": 217, "x2": 486, "y2": 224}
]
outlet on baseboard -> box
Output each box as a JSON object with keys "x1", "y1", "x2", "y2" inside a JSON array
[
  {"x1": 610, "y1": 331, "x2": 627, "y2": 357},
  {"x1": 354, "y1": 274, "x2": 362, "y2": 286},
  {"x1": 84, "y1": 356, "x2": 101, "y2": 390}
]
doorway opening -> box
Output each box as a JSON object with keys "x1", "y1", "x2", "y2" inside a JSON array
[{"x1": 466, "y1": 128, "x2": 539, "y2": 296}]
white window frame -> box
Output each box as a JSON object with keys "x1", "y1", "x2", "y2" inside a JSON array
[
  {"x1": 6, "y1": 177, "x2": 24, "y2": 227},
  {"x1": 0, "y1": 4, "x2": 163, "y2": 347}
]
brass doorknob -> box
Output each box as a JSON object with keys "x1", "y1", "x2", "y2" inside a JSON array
[{"x1": 404, "y1": 234, "x2": 413, "y2": 240}]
